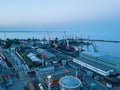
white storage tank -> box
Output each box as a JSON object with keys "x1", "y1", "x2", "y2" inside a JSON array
[{"x1": 59, "y1": 76, "x2": 81, "y2": 90}]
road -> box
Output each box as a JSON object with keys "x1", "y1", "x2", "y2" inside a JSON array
[{"x1": 82, "y1": 75, "x2": 108, "y2": 90}]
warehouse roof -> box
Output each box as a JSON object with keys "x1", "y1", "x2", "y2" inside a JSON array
[
  {"x1": 79, "y1": 58, "x2": 114, "y2": 72},
  {"x1": 80, "y1": 51, "x2": 102, "y2": 57},
  {"x1": 99, "y1": 55, "x2": 120, "y2": 64},
  {"x1": 37, "y1": 49, "x2": 56, "y2": 58},
  {"x1": 27, "y1": 53, "x2": 41, "y2": 62},
  {"x1": 80, "y1": 51, "x2": 120, "y2": 64}
]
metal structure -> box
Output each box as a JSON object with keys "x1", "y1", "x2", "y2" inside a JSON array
[
  {"x1": 59, "y1": 76, "x2": 81, "y2": 90},
  {"x1": 73, "y1": 58, "x2": 114, "y2": 76},
  {"x1": 47, "y1": 75, "x2": 52, "y2": 90}
]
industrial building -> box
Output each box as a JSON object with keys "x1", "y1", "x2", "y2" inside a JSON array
[
  {"x1": 1, "y1": 38, "x2": 120, "y2": 90},
  {"x1": 38, "y1": 65, "x2": 54, "y2": 74},
  {"x1": 37, "y1": 49, "x2": 56, "y2": 59},
  {"x1": 45, "y1": 69, "x2": 70, "y2": 87},
  {"x1": 79, "y1": 51, "x2": 120, "y2": 74},
  {"x1": 59, "y1": 76, "x2": 81, "y2": 90},
  {"x1": 27, "y1": 53, "x2": 41, "y2": 62},
  {"x1": 73, "y1": 58, "x2": 114, "y2": 76}
]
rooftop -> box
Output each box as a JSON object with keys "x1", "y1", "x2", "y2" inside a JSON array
[
  {"x1": 78, "y1": 57, "x2": 114, "y2": 72},
  {"x1": 27, "y1": 53, "x2": 41, "y2": 62},
  {"x1": 81, "y1": 51, "x2": 120, "y2": 64},
  {"x1": 37, "y1": 49, "x2": 56, "y2": 58},
  {"x1": 99, "y1": 55, "x2": 120, "y2": 64},
  {"x1": 59, "y1": 76, "x2": 81, "y2": 88},
  {"x1": 80, "y1": 51, "x2": 102, "y2": 57}
]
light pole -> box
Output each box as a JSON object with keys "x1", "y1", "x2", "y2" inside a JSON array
[{"x1": 47, "y1": 75, "x2": 52, "y2": 90}]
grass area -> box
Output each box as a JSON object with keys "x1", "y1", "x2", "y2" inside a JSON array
[{"x1": 16, "y1": 47, "x2": 41, "y2": 68}]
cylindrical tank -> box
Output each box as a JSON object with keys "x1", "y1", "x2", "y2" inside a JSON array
[{"x1": 59, "y1": 76, "x2": 81, "y2": 90}]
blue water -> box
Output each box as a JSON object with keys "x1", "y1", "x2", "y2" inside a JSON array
[
  {"x1": 0, "y1": 30, "x2": 119, "y2": 58},
  {"x1": 0, "y1": 19, "x2": 120, "y2": 57}
]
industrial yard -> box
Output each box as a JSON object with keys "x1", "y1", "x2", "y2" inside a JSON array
[{"x1": 0, "y1": 38, "x2": 120, "y2": 90}]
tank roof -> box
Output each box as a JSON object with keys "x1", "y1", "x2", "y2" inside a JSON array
[{"x1": 59, "y1": 76, "x2": 81, "y2": 88}]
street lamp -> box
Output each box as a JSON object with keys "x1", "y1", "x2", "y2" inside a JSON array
[{"x1": 47, "y1": 75, "x2": 52, "y2": 90}]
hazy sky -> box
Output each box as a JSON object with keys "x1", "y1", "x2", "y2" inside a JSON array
[{"x1": 0, "y1": 0, "x2": 120, "y2": 26}]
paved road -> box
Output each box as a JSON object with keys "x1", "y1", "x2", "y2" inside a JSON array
[
  {"x1": 7, "y1": 77, "x2": 26, "y2": 90},
  {"x1": 82, "y1": 75, "x2": 108, "y2": 90}
]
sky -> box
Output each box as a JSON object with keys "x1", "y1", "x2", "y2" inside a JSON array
[
  {"x1": 0, "y1": 0, "x2": 120, "y2": 26},
  {"x1": 0, "y1": 1, "x2": 120, "y2": 57}
]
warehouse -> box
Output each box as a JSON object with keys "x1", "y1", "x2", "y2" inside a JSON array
[
  {"x1": 79, "y1": 51, "x2": 120, "y2": 73},
  {"x1": 73, "y1": 58, "x2": 114, "y2": 76}
]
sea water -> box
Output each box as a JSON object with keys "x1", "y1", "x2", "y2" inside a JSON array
[{"x1": 0, "y1": 30, "x2": 120, "y2": 58}]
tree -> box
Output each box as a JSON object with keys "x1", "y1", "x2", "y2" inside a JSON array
[
  {"x1": 13, "y1": 38, "x2": 20, "y2": 45},
  {"x1": 5, "y1": 38, "x2": 13, "y2": 48}
]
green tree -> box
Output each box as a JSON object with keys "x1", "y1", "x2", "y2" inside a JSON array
[{"x1": 5, "y1": 38, "x2": 13, "y2": 48}]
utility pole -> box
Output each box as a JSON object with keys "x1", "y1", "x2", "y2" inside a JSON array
[{"x1": 47, "y1": 75, "x2": 52, "y2": 90}]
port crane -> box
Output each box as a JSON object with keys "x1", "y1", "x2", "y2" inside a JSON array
[{"x1": 92, "y1": 41, "x2": 98, "y2": 52}]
